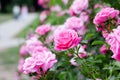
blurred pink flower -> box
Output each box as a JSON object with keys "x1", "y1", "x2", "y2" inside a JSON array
[
  {"x1": 53, "y1": 25, "x2": 66, "y2": 37},
  {"x1": 69, "y1": 0, "x2": 89, "y2": 15},
  {"x1": 93, "y1": 7, "x2": 119, "y2": 31},
  {"x1": 94, "y1": 4, "x2": 102, "y2": 9},
  {"x1": 23, "y1": 51, "x2": 57, "y2": 74},
  {"x1": 96, "y1": 79, "x2": 102, "y2": 80},
  {"x1": 82, "y1": 45, "x2": 87, "y2": 49},
  {"x1": 23, "y1": 57, "x2": 37, "y2": 74},
  {"x1": 78, "y1": 53, "x2": 87, "y2": 58},
  {"x1": 27, "y1": 33, "x2": 39, "y2": 40},
  {"x1": 116, "y1": 17, "x2": 120, "y2": 25},
  {"x1": 65, "y1": 17, "x2": 84, "y2": 30},
  {"x1": 99, "y1": 44, "x2": 108, "y2": 54},
  {"x1": 31, "y1": 46, "x2": 49, "y2": 56},
  {"x1": 26, "y1": 38, "x2": 43, "y2": 54},
  {"x1": 18, "y1": 58, "x2": 25, "y2": 73},
  {"x1": 105, "y1": 26, "x2": 120, "y2": 61},
  {"x1": 19, "y1": 45, "x2": 28, "y2": 57},
  {"x1": 40, "y1": 11, "x2": 48, "y2": 23},
  {"x1": 64, "y1": 17, "x2": 87, "y2": 35},
  {"x1": 50, "y1": 5, "x2": 62, "y2": 12},
  {"x1": 54, "y1": 29, "x2": 81, "y2": 51},
  {"x1": 70, "y1": 57, "x2": 78, "y2": 66},
  {"x1": 67, "y1": 53, "x2": 73, "y2": 57},
  {"x1": 38, "y1": 0, "x2": 49, "y2": 7},
  {"x1": 57, "y1": 11, "x2": 66, "y2": 17},
  {"x1": 62, "y1": 0, "x2": 69, "y2": 5},
  {"x1": 80, "y1": 12, "x2": 89, "y2": 23},
  {"x1": 38, "y1": 0, "x2": 43, "y2": 5},
  {"x1": 69, "y1": 7, "x2": 76, "y2": 16},
  {"x1": 45, "y1": 34, "x2": 54, "y2": 44},
  {"x1": 35, "y1": 24, "x2": 51, "y2": 36},
  {"x1": 102, "y1": 30, "x2": 109, "y2": 38},
  {"x1": 45, "y1": 26, "x2": 58, "y2": 44},
  {"x1": 31, "y1": 75, "x2": 41, "y2": 80}
]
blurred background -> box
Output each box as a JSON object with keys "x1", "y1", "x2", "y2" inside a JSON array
[{"x1": 0, "y1": 0, "x2": 42, "y2": 80}]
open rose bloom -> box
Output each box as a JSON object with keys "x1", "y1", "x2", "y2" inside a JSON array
[
  {"x1": 69, "y1": 0, "x2": 89, "y2": 16},
  {"x1": 105, "y1": 26, "x2": 120, "y2": 61},
  {"x1": 64, "y1": 17, "x2": 87, "y2": 35},
  {"x1": 54, "y1": 29, "x2": 81, "y2": 51},
  {"x1": 35, "y1": 24, "x2": 51, "y2": 36},
  {"x1": 23, "y1": 51, "x2": 57, "y2": 75}
]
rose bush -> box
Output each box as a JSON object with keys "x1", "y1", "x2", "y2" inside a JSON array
[{"x1": 17, "y1": 0, "x2": 120, "y2": 80}]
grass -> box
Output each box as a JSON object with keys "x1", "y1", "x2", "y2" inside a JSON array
[
  {"x1": 0, "y1": 47, "x2": 20, "y2": 68},
  {"x1": 0, "y1": 13, "x2": 12, "y2": 23}
]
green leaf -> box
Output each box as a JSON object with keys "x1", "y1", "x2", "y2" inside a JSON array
[
  {"x1": 58, "y1": 72, "x2": 67, "y2": 80},
  {"x1": 114, "y1": 61, "x2": 120, "y2": 67},
  {"x1": 92, "y1": 41, "x2": 105, "y2": 45},
  {"x1": 85, "y1": 33, "x2": 95, "y2": 40}
]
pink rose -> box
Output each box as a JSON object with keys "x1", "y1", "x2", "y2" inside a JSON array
[
  {"x1": 50, "y1": 5, "x2": 62, "y2": 12},
  {"x1": 33, "y1": 51, "x2": 57, "y2": 72},
  {"x1": 69, "y1": 7, "x2": 76, "y2": 16},
  {"x1": 78, "y1": 53, "x2": 87, "y2": 58},
  {"x1": 96, "y1": 79, "x2": 102, "y2": 80},
  {"x1": 26, "y1": 38, "x2": 43, "y2": 54},
  {"x1": 102, "y1": 30, "x2": 109, "y2": 38},
  {"x1": 70, "y1": 57, "x2": 78, "y2": 66},
  {"x1": 77, "y1": 45, "x2": 87, "y2": 54},
  {"x1": 38, "y1": 0, "x2": 49, "y2": 6},
  {"x1": 80, "y1": 12, "x2": 89, "y2": 23},
  {"x1": 23, "y1": 57, "x2": 36, "y2": 74},
  {"x1": 105, "y1": 26, "x2": 120, "y2": 61},
  {"x1": 26, "y1": 39, "x2": 48, "y2": 56},
  {"x1": 23, "y1": 51, "x2": 57, "y2": 74},
  {"x1": 99, "y1": 44, "x2": 108, "y2": 54},
  {"x1": 35, "y1": 24, "x2": 51, "y2": 36},
  {"x1": 40, "y1": 11, "x2": 48, "y2": 23},
  {"x1": 93, "y1": 7, "x2": 119, "y2": 31},
  {"x1": 64, "y1": 17, "x2": 87, "y2": 35},
  {"x1": 82, "y1": 45, "x2": 87, "y2": 49},
  {"x1": 31, "y1": 46, "x2": 49, "y2": 56},
  {"x1": 94, "y1": 4, "x2": 102, "y2": 9},
  {"x1": 69, "y1": 0, "x2": 89, "y2": 15},
  {"x1": 45, "y1": 34, "x2": 54, "y2": 44},
  {"x1": 113, "y1": 26, "x2": 120, "y2": 42},
  {"x1": 62, "y1": 0, "x2": 69, "y2": 5},
  {"x1": 26, "y1": 33, "x2": 39, "y2": 40},
  {"x1": 67, "y1": 53, "x2": 73, "y2": 57},
  {"x1": 54, "y1": 29, "x2": 81, "y2": 51},
  {"x1": 19, "y1": 45, "x2": 28, "y2": 57},
  {"x1": 65, "y1": 17, "x2": 84, "y2": 30},
  {"x1": 57, "y1": 11, "x2": 66, "y2": 17},
  {"x1": 18, "y1": 58, "x2": 25, "y2": 73}
]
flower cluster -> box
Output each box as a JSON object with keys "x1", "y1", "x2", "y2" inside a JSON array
[
  {"x1": 17, "y1": 34, "x2": 57, "y2": 79},
  {"x1": 93, "y1": 7, "x2": 119, "y2": 31},
  {"x1": 23, "y1": 51, "x2": 57, "y2": 75},
  {"x1": 94, "y1": 7, "x2": 120, "y2": 62}
]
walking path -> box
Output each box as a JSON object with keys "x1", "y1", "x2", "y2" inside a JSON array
[
  {"x1": 0, "y1": 13, "x2": 37, "y2": 50},
  {"x1": 0, "y1": 13, "x2": 37, "y2": 80}
]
